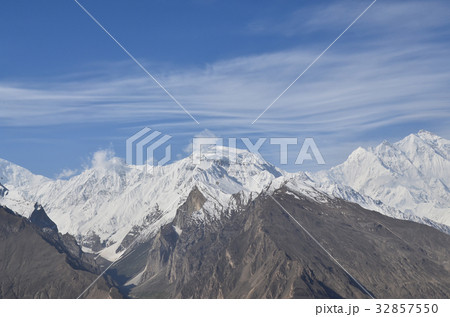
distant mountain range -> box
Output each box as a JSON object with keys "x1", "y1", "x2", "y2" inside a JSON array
[{"x1": 1, "y1": 130, "x2": 449, "y2": 298}]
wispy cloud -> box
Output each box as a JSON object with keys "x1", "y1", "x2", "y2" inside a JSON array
[
  {"x1": 2, "y1": 44, "x2": 449, "y2": 134},
  {"x1": 1, "y1": 0, "x2": 449, "y2": 167},
  {"x1": 247, "y1": 0, "x2": 450, "y2": 40},
  {"x1": 56, "y1": 168, "x2": 78, "y2": 179}
]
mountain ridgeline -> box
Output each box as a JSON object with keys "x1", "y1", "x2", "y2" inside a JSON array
[
  {"x1": 0, "y1": 131, "x2": 449, "y2": 298},
  {"x1": 111, "y1": 185, "x2": 450, "y2": 298}
]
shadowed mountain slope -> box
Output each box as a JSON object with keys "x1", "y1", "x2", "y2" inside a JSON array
[{"x1": 0, "y1": 206, "x2": 121, "y2": 299}]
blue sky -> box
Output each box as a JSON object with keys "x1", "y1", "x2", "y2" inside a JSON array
[{"x1": 1, "y1": 0, "x2": 450, "y2": 177}]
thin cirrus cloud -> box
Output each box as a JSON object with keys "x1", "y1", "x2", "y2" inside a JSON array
[
  {"x1": 55, "y1": 168, "x2": 78, "y2": 180},
  {"x1": 2, "y1": 44, "x2": 449, "y2": 135},
  {"x1": 247, "y1": 0, "x2": 450, "y2": 40},
  {"x1": 0, "y1": 0, "x2": 449, "y2": 144}
]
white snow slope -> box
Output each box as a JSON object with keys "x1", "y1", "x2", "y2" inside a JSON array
[{"x1": 313, "y1": 130, "x2": 450, "y2": 227}]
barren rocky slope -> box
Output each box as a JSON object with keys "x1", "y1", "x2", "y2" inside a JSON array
[
  {"x1": 113, "y1": 186, "x2": 450, "y2": 299},
  {"x1": 0, "y1": 206, "x2": 120, "y2": 299}
]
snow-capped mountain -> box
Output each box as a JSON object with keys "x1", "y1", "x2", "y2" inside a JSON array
[
  {"x1": 0, "y1": 158, "x2": 49, "y2": 189},
  {"x1": 1, "y1": 130, "x2": 449, "y2": 261},
  {"x1": 313, "y1": 130, "x2": 450, "y2": 227},
  {"x1": 0, "y1": 148, "x2": 282, "y2": 260},
  {"x1": 0, "y1": 158, "x2": 52, "y2": 216}
]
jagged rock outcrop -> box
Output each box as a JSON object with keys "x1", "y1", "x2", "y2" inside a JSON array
[
  {"x1": 0, "y1": 205, "x2": 121, "y2": 298},
  {"x1": 0, "y1": 183, "x2": 8, "y2": 197},
  {"x1": 29, "y1": 203, "x2": 57, "y2": 231}
]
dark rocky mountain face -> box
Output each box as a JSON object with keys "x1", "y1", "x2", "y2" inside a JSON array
[
  {"x1": 29, "y1": 203, "x2": 57, "y2": 231},
  {"x1": 2, "y1": 183, "x2": 450, "y2": 299},
  {"x1": 114, "y1": 186, "x2": 450, "y2": 299},
  {"x1": 0, "y1": 205, "x2": 121, "y2": 299},
  {"x1": 0, "y1": 183, "x2": 8, "y2": 197}
]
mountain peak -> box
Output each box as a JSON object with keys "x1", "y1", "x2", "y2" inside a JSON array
[
  {"x1": 347, "y1": 146, "x2": 370, "y2": 162},
  {"x1": 0, "y1": 157, "x2": 49, "y2": 189},
  {"x1": 324, "y1": 131, "x2": 450, "y2": 228},
  {"x1": 398, "y1": 130, "x2": 441, "y2": 146},
  {"x1": 189, "y1": 144, "x2": 269, "y2": 167},
  {"x1": 418, "y1": 129, "x2": 436, "y2": 137},
  {"x1": 375, "y1": 140, "x2": 395, "y2": 152},
  {"x1": 29, "y1": 203, "x2": 58, "y2": 232},
  {"x1": 416, "y1": 129, "x2": 447, "y2": 146}
]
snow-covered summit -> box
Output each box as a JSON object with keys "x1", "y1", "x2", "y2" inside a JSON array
[
  {"x1": 0, "y1": 147, "x2": 283, "y2": 260},
  {"x1": 0, "y1": 158, "x2": 49, "y2": 189},
  {"x1": 314, "y1": 130, "x2": 450, "y2": 226}
]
